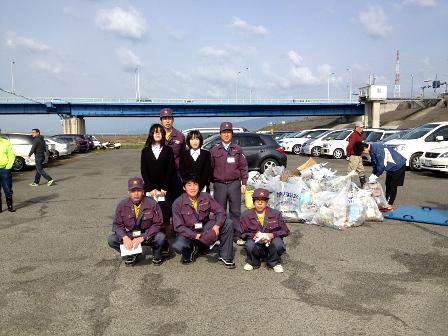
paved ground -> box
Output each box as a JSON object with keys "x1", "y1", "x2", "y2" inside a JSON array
[{"x1": 1, "y1": 149, "x2": 447, "y2": 336}]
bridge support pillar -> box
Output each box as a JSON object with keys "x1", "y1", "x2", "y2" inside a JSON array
[
  {"x1": 62, "y1": 117, "x2": 86, "y2": 134},
  {"x1": 364, "y1": 101, "x2": 381, "y2": 128}
]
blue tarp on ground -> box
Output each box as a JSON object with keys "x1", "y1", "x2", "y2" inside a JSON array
[{"x1": 383, "y1": 206, "x2": 448, "y2": 226}]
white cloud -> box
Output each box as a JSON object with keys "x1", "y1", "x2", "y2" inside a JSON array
[
  {"x1": 96, "y1": 7, "x2": 147, "y2": 40},
  {"x1": 6, "y1": 32, "x2": 52, "y2": 52},
  {"x1": 358, "y1": 5, "x2": 392, "y2": 38},
  {"x1": 402, "y1": 0, "x2": 436, "y2": 7},
  {"x1": 230, "y1": 17, "x2": 268, "y2": 38},
  {"x1": 34, "y1": 60, "x2": 64, "y2": 76},
  {"x1": 159, "y1": 21, "x2": 186, "y2": 40},
  {"x1": 286, "y1": 51, "x2": 304, "y2": 67},
  {"x1": 198, "y1": 47, "x2": 229, "y2": 59},
  {"x1": 117, "y1": 48, "x2": 141, "y2": 70}
]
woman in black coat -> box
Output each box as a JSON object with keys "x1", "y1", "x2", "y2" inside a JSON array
[
  {"x1": 141, "y1": 124, "x2": 175, "y2": 252},
  {"x1": 179, "y1": 130, "x2": 212, "y2": 192}
]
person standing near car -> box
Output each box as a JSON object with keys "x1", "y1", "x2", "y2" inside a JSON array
[
  {"x1": 141, "y1": 124, "x2": 175, "y2": 257},
  {"x1": 0, "y1": 135, "x2": 16, "y2": 212},
  {"x1": 160, "y1": 108, "x2": 186, "y2": 200},
  {"x1": 346, "y1": 121, "x2": 366, "y2": 187},
  {"x1": 27, "y1": 129, "x2": 53, "y2": 187},
  {"x1": 354, "y1": 142, "x2": 406, "y2": 213},
  {"x1": 107, "y1": 177, "x2": 166, "y2": 266},
  {"x1": 179, "y1": 130, "x2": 212, "y2": 193},
  {"x1": 210, "y1": 122, "x2": 248, "y2": 245}
]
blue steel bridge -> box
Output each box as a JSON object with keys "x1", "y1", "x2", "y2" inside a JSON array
[{"x1": 0, "y1": 97, "x2": 364, "y2": 118}]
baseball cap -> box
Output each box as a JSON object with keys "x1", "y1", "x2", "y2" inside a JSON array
[
  {"x1": 199, "y1": 229, "x2": 218, "y2": 246},
  {"x1": 354, "y1": 121, "x2": 364, "y2": 128},
  {"x1": 160, "y1": 108, "x2": 173, "y2": 117},
  {"x1": 128, "y1": 177, "x2": 145, "y2": 190},
  {"x1": 220, "y1": 122, "x2": 233, "y2": 132},
  {"x1": 252, "y1": 188, "x2": 270, "y2": 199}
]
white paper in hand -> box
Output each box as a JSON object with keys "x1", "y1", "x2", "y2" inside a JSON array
[{"x1": 120, "y1": 244, "x2": 142, "y2": 256}]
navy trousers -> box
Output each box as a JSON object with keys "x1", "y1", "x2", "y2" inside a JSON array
[
  {"x1": 244, "y1": 237, "x2": 286, "y2": 268},
  {"x1": 107, "y1": 231, "x2": 166, "y2": 260},
  {"x1": 0, "y1": 168, "x2": 13, "y2": 198},
  {"x1": 172, "y1": 218, "x2": 234, "y2": 260}
]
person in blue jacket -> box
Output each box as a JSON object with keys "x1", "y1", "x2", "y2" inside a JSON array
[{"x1": 354, "y1": 142, "x2": 406, "y2": 212}]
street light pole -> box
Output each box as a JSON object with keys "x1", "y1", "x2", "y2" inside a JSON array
[
  {"x1": 346, "y1": 68, "x2": 352, "y2": 102},
  {"x1": 411, "y1": 74, "x2": 414, "y2": 98},
  {"x1": 11, "y1": 61, "x2": 15, "y2": 94},
  {"x1": 327, "y1": 72, "x2": 334, "y2": 100},
  {"x1": 235, "y1": 71, "x2": 241, "y2": 101},
  {"x1": 246, "y1": 67, "x2": 251, "y2": 102},
  {"x1": 135, "y1": 65, "x2": 140, "y2": 101}
]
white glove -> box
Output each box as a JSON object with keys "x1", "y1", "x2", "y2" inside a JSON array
[
  {"x1": 368, "y1": 174, "x2": 378, "y2": 182},
  {"x1": 346, "y1": 156, "x2": 350, "y2": 161}
]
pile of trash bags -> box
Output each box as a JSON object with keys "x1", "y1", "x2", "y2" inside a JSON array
[{"x1": 247, "y1": 162, "x2": 386, "y2": 230}]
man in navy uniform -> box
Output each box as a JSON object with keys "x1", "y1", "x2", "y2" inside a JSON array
[
  {"x1": 240, "y1": 188, "x2": 290, "y2": 273},
  {"x1": 171, "y1": 172, "x2": 235, "y2": 268},
  {"x1": 210, "y1": 122, "x2": 248, "y2": 245},
  {"x1": 107, "y1": 177, "x2": 166, "y2": 266}
]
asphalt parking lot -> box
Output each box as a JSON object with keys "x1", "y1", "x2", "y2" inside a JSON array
[{"x1": 1, "y1": 149, "x2": 447, "y2": 335}]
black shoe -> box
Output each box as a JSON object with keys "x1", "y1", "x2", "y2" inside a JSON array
[
  {"x1": 124, "y1": 253, "x2": 140, "y2": 266},
  {"x1": 218, "y1": 257, "x2": 236, "y2": 269},
  {"x1": 182, "y1": 245, "x2": 198, "y2": 264},
  {"x1": 152, "y1": 258, "x2": 162, "y2": 266},
  {"x1": 162, "y1": 243, "x2": 170, "y2": 257}
]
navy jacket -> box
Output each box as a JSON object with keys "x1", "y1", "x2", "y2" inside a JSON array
[
  {"x1": 240, "y1": 207, "x2": 290, "y2": 240},
  {"x1": 369, "y1": 143, "x2": 406, "y2": 177}
]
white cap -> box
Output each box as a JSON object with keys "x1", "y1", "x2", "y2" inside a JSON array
[{"x1": 354, "y1": 121, "x2": 364, "y2": 128}]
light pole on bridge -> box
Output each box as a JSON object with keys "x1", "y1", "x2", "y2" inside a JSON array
[
  {"x1": 11, "y1": 61, "x2": 15, "y2": 94},
  {"x1": 327, "y1": 72, "x2": 334, "y2": 100},
  {"x1": 346, "y1": 68, "x2": 352, "y2": 102},
  {"x1": 246, "y1": 67, "x2": 251, "y2": 102},
  {"x1": 235, "y1": 71, "x2": 241, "y2": 101}
]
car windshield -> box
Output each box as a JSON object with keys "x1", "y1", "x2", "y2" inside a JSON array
[
  {"x1": 323, "y1": 130, "x2": 344, "y2": 140},
  {"x1": 365, "y1": 132, "x2": 384, "y2": 142},
  {"x1": 401, "y1": 124, "x2": 439, "y2": 140},
  {"x1": 305, "y1": 130, "x2": 328, "y2": 138},
  {"x1": 382, "y1": 130, "x2": 410, "y2": 142},
  {"x1": 334, "y1": 130, "x2": 352, "y2": 140}
]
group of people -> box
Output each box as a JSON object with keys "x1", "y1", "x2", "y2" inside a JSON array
[
  {"x1": 107, "y1": 108, "x2": 290, "y2": 272},
  {"x1": 0, "y1": 128, "x2": 54, "y2": 213},
  {"x1": 346, "y1": 121, "x2": 406, "y2": 212}
]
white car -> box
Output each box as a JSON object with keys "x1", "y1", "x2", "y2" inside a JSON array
[
  {"x1": 300, "y1": 129, "x2": 347, "y2": 157},
  {"x1": 385, "y1": 121, "x2": 448, "y2": 171},
  {"x1": 281, "y1": 129, "x2": 332, "y2": 155},
  {"x1": 419, "y1": 146, "x2": 448, "y2": 175},
  {"x1": 321, "y1": 129, "x2": 353, "y2": 159},
  {"x1": 45, "y1": 137, "x2": 73, "y2": 158}
]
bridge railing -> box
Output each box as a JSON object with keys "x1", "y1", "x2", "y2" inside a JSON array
[{"x1": 0, "y1": 97, "x2": 354, "y2": 104}]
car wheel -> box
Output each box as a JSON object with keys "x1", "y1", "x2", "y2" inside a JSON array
[
  {"x1": 333, "y1": 148, "x2": 344, "y2": 159},
  {"x1": 54, "y1": 150, "x2": 60, "y2": 159},
  {"x1": 260, "y1": 158, "x2": 279, "y2": 173},
  {"x1": 292, "y1": 144, "x2": 301, "y2": 155},
  {"x1": 409, "y1": 152, "x2": 422, "y2": 171},
  {"x1": 311, "y1": 146, "x2": 321, "y2": 157},
  {"x1": 13, "y1": 157, "x2": 26, "y2": 172}
]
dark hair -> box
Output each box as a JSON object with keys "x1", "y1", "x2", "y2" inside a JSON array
[
  {"x1": 32, "y1": 128, "x2": 40, "y2": 134},
  {"x1": 144, "y1": 124, "x2": 166, "y2": 147},
  {"x1": 181, "y1": 172, "x2": 200, "y2": 187},
  {"x1": 186, "y1": 130, "x2": 204, "y2": 148},
  {"x1": 353, "y1": 142, "x2": 368, "y2": 156}
]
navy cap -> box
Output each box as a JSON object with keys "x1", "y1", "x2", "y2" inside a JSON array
[
  {"x1": 220, "y1": 122, "x2": 233, "y2": 132},
  {"x1": 160, "y1": 108, "x2": 173, "y2": 117},
  {"x1": 252, "y1": 188, "x2": 270, "y2": 199}
]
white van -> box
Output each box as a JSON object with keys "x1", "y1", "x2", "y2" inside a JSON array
[
  {"x1": 385, "y1": 121, "x2": 448, "y2": 171},
  {"x1": 181, "y1": 127, "x2": 249, "y2": 140}
]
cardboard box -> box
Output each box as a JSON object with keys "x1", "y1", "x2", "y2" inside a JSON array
[{"x1": 293, "y1": 158, "x2": 317, "y2": 176}]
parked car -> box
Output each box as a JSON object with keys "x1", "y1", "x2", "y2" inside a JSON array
[
  {"x1": 385, "y1": 121, "x2": 448, "y2": 171},
  {"x1": 275, "y1": 132, "x2": 296, "y2": 141},
  {"x1": 44, "y1": 137, "x2": 73, "y2": 158},
  {"x1": 281, "y1": 129, "x2": 332, "y2": 155},
  {"x1": 52, "y1": 134, "x2": 88, "y2": 152},
  {"x1": 83, "y1": 135, "x2": 95, "y2": 150},
  {"x1": 87, "y1": 135, "x2": 103, "y2": 149},
  {"x1": 419, "y1": 146, "x2": 448, "y2": 175},
  {"x1": 362, "y1": 129, "x2": 411, "y2": 163},
  {"x1": 300, "y1": 129, "x2": 347, "y2": 157},
  {"x1": 182, "y1": 127, "x2": 249, "y2": 141},
  {"x1": 0, "y1": 133, "x2": 49, "y2": 171},
  {"x1": 202, "y1": 132, "x2": 287, "y2": 173},
  {"x1": 320, "y1": 128, "x2": 379, "y2": 159}
]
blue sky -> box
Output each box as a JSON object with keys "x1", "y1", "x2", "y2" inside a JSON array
[{"x1": 0, "y1": 0, "x2": 446, "y2": 134}]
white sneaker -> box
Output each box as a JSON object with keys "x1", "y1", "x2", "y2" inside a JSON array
[
  {"x1": 272, "y1": 264, "x2": 284, "y2": 273},
  {"x1": 243, "y1": 263, "x2": 253, "y2": 271},
  {"x1": 236, "y1": 239, "x2": 245, "y2": 246}
]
